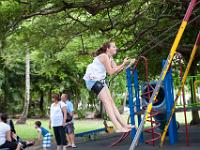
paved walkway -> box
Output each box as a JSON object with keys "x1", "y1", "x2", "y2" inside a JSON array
[{"x1": 31, "y1": 125, "x2": 200, "y2": 150}]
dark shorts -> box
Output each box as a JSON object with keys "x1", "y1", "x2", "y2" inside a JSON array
[
  {"x1": 65, "y1": 123, "x2": 74, "y2": 134},
  {"x1": 91, "y1": 81, "x2": 106, "y2": 95},
  {"x1": 0, "y1": 140, "x2": 18, "y2": 149},
  {"x1": 53, "y1": 126, "x2": 67, "y2": 146}
]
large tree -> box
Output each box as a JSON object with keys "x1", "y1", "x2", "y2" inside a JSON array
[{"x1": 0, "y1": 0, "x2": 200, "y2": 123}]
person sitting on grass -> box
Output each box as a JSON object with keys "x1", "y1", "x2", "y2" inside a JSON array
[
  {"x1": 7, "y1": 118, "x2": 35, "y2": 149},
  {"x1": 0, "y1": 113, "x2": 20, "y2": 150},
  {"x1": 35, "y1": 121, "x2": 51, "y2": 150}
]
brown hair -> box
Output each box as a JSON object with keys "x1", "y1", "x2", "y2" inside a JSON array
[
  {"x1": 0, "y1": 113, "x2": 8, "y2": 123},
  {"x1": 35, "y1": 121, "x2": 41, "y2": 127},
  {"x1": 52, "y1": 93, "x2": 60, "y2": 101},
  {"x1": 93, "y1": 42, "x2": 112, "y2": 57}
]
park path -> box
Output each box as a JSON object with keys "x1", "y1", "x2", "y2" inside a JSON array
[{"x1": 30, "y1": 125, "x2": 200, "y2": 150}]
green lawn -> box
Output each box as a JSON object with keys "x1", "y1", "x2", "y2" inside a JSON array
[
  {"x1": 14, "y1": 112, "x2": 199, "y2": 140},
  {"x1": 15, "y1": 119, "x2": 109, "y2": 140}
]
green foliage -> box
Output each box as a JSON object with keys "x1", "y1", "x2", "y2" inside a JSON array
[
  {"x1": 0, "y1": 0, "x2": 199, "y2": 116},
  {"x1": 76, "y1": 109, "x2": 86, "y2": 119}
]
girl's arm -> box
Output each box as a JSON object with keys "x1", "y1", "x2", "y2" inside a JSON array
[
  {"x1": 6, "y1": 130, "x2": 12, "y2": 142},
  {"x1": 111, "y1": 57, "x2": 136, "y2": 73},
  {"x1": 99, "y1": 54, "x2": 129, "y2": 75},
  {"x1": 110, "y1": 57, "x2": 117, "y2": 68}
]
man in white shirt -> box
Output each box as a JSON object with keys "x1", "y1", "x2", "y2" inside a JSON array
[{"x1": 61, "y1": 94, "x2": 76, "y2": 148}]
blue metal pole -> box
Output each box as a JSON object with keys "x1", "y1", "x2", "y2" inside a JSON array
[
  {"x1": 162, "y1": 60, "x2": 177, "y2": 144},
  {"x1": 133, "y1": 69, "x2": 144, "y2": 143},
  {"x1": 126, "y1": 68, "x2": 136, "y2": 138},
  {"x1": 169, "y1": 64, "x2": 178, "y2": 143}
]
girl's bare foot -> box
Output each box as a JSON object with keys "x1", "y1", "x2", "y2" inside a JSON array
[
  {"x1": 125, "y1": 124, "x2": 136, "y2": 129},
  {"x1": 116, "y1": 128, "x2": 131, "y2": 133}
]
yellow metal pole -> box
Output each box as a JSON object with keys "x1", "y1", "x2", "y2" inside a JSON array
[
  {"x1": 160, "y1": 31, "x2": 200, "y2": 147},
  {"x1": 145, "y1": 0, "x2": 199, "y2": 122},
  {"x1": 129, "y1": 1, "x2": 198, "y2": 149}
]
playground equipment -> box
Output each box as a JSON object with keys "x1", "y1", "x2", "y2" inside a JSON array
[
  {"x1": 133, "y1": 56, "x2": 163, "y2": 145},
  {"x1": 109, "y1": 117, "x2": 131, "y2": 147},
  {"x1": 75, "y1": 128, "x2": 108, "y2": 140},
  {"x1": 176, "y1": 53, "x2": 189, "y2": 146},
  {"x1": 75, "y1": 121, "x2": 114, "y2": 140},
  {"x1": 142, "y1": 82, "x2": 166, "y2": 112},
  {"x1": 127, "y1": 31, "x2": 200, "y2": 148},
  {"x1": 126, "y1": 57, "x2": 178, "y2": 146},
  {"x1": 129, "y1": 1, "x2": 198, "y2": 149},
  {"x1": 160, "y1": 31, "x2": 200, "y2": 147}
]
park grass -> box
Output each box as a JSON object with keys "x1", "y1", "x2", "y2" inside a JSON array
[
  {"x1": 14, "y1": 111, "x2": 199, "y2": 140},
  {"x1": 15, "y1": 119, "x2": 108, "y2": 140}
]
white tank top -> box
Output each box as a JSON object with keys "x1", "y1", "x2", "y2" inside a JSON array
[{"x1": 83, "y1": 57, "x2": 107, "y2": 81}]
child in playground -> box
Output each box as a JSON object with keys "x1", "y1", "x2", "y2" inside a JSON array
[
  {"x1": 35, "y1": 121, "x2": 51, "y2": 150},
  {"x1": 83, "y1": 41, "x2": 135, "y2": 133}
]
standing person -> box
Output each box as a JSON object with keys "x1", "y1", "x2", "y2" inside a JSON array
[
  {"x1": 61, "y1": 93, "x2": 76, "y2": 148},
  {"x1": 83, "y1": 41, "x2": 135, "y2": 133},
  {"x1": 49, "y1": 94, "x2": 67, "y2": 150},
  {"x1": 35, "y1": 121, "x2": 51, "y2": 150},
  {"x1": 0, "y1": 113, "x2": 20, "y2": 150}
]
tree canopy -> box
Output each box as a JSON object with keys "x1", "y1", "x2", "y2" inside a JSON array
[{"x1": 0, "y1": 0, "x2": 200, "y2": 119}]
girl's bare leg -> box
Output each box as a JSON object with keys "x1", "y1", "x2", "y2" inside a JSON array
[
  {"x1": 104, "y1": 87, "x2": 131, "y2": 129},
  {"x1": 98, "y1": 87, "x2": 128, "y2": 132}
]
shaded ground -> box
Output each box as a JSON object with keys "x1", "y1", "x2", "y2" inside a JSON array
[{"x1": 30, "y1": 125, "x2": 200, "y2": 150}]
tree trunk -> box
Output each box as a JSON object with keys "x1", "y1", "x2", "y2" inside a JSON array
[
  {"x1": 1, "y1": 68, "x2": 10, "y2": 112},
  {"x1": 189, "y1": 61, "x2": 200, "y2": 125},
  {"x1": 45, "y1": 88, "x2": 52, "y2": 117},
  {"x1": 17, "y1": 48, "x2": 30, "y2": 124},
  {"x1": 0, "y1": 39, "x2": 9, "y2": 112},
  {"x1": 39, "y1": 90, "x2": 44, "y2": 117}
]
